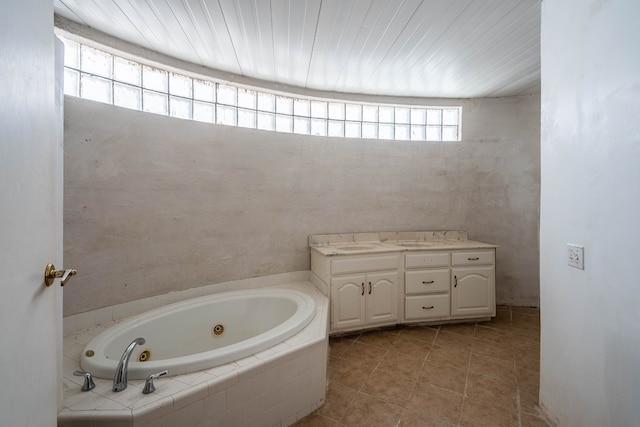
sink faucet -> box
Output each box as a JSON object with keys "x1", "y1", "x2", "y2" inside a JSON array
[{"x1": 113, "y1": 337, "x2": 145, "y2": 392}]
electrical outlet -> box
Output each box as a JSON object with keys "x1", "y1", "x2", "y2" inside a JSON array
[{"x1": 567, "y1": 244, "x2": 584, "y2": 270}]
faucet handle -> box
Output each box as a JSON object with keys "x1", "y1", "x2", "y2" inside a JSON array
[
  {"x1": 73, "y1": 370, "x2": 96, "y2": 392},
  {"x1": 143, "y1": 370, "x2": 168, "y2": 394}
]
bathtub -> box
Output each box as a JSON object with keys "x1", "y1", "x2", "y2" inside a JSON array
[{"x1": 81, "y1": 288, "x2": 316, "y2": 379}]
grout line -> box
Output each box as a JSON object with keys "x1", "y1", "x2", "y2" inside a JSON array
[
  {"x1": 511, "y1": 306, "x2": 522, "y2": 427},
  {"x1": 457, "y1": 321, "x2": 477, "y2": 427}
]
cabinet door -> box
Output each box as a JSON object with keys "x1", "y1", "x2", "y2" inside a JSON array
[
  {"x1": 451, "y1": 266, "x2": 495, "y2": 317},
  {"x1": 366, "y1": 271, "x2": 398, "y2": 325},
  {"x1": 331, "y1": 274, "x2": 366, "y2": 330}
]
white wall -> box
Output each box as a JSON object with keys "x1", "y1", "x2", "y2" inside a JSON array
[
  {"x1": 0, "y1": 1, "x2": 62, "y2": 425},
  {"x1": 540, "y1": 0, "x2": 640, "y2": 425},
  {"x1": 63, "y1": 93, "x2": 540, "y2": 316}
]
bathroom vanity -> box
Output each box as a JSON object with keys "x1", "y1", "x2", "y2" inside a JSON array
[{"x1": 309, "y1": 231, "x2": 497, "y2": 334}]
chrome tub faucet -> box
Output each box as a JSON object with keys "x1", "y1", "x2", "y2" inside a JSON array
[{"x1": 113, "y1": 337, "x2": 145, "y2": 392}]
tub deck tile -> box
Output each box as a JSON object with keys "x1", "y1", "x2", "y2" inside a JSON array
[
  {"x1": 131, "y1": 396, "x2": 174, "y2": 426},
  {"x1": 206, "y1": 369, "x2": 239, "y2": 395},
  {"x1": 172, "y1": 381, "x2": 210, "y2": 410},
  {"x1": 175, "y1": 370, "x2": 216, "y2": 386},
  {"x1": 151, "y1": 377, "x2": 191, "y2": 397}
]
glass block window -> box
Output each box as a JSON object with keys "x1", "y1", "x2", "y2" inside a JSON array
[{"x1": 59, "y1": 35, "x2": 462, "y2": 141}]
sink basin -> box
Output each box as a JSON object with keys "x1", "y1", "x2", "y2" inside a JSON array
[{"x1": 336, "y1": 245, "x2": 377, "y2": 251}]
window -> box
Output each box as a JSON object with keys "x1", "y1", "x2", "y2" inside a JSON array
[{"x1": 60, "y1": 36, "x2": 462, "y2": 141}]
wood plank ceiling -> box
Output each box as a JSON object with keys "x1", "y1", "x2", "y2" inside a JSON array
[{"x1": 54, "y1": 0, "x2": 541, "y2": 98}]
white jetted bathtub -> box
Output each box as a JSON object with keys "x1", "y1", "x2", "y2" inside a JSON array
[{"x1": 81, "y1": 288, "x2": 316, "y2": 379}]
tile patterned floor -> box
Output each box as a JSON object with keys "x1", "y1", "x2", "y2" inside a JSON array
[{"x1": 294, "y1": 306, "x2": 550, "y2": 427}]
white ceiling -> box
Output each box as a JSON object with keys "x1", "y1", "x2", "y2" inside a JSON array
[{"x1": 54, "y1": 0, "x2": 541, "y2": 99}]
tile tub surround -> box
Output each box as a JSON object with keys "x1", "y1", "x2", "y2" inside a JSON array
[
  {"x1": 309, "y1": 231, "x2": 497, "y2": 256},
  {"x1": 59, "y1": 281, "x2": 328, "y2": 427}
]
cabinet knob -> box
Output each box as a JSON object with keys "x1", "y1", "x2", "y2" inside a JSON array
[
  {"x1": 368, "y1": 281, "x2": 372, "y2": 294},
  {"x1": 467, "y1": 257, "x2": 480, "y2": 261},
  {"x1": 422, "y1": 280, "x2": 434, "y2": 284},
  {"x1": 361, "y1": 283, "x2": 364, "y2": 295},
  {"x1": 454, "y1": 275, "x2": 458, "y2": 287},
  {"x1": 422, "y1": 306, "x2": 435, "y2": 310}
]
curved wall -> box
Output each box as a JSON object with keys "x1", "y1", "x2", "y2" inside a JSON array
[{"x1": 63, "y1": 93, "x2": 540, "y2": 315}]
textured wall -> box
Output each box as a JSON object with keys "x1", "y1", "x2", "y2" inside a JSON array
[
  {"x1": 63, "y1": 94, "x2": 540, "y2": 315},
  {"x1": 540, "y1": 0, "x2": 640, "y2": 425}
]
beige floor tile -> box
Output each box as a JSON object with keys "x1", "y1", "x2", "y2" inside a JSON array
[
  {"x1": 472, "y1": 337, "x2": 514, "y2": 361},
  {"x1": 511, "y1": 322, "x2": 540, "y2": 338},
  {"x1": 519, "y1": 382, "x2": 541, "y2": 416},
  {"x1": 327, "y1": 356, "x2": 374, "y2": 390},
  {"x1": 356, "y1": 329, "x2": 399, "y2": 349},
  {"x1": 340, "y1": 341, "x2": 388, "y2": 366},
  {"x1": 405, "y1": 383, "x2": 463, "y2": 425},
  {"x1": 294, "y1": 413, "x2": 339, "y2": 426},
  {"x1": 513, "y1": 333, "x2": 540, "y2": 348},
  {"x1": 478, "y1": 316, "x2": 512, "y2": 331},
  {"x1": 339, "y1": 392, "x2": 403, "y2": 426},
  {"x1": 317, "y1": 382, "x2": 358, "y2": 421},
  {"x1": 328, "y1": 337, "x2": 357, "y2": 358},
  {"x1": 513, "y1": 344, "x2": 540, "y2": 371},
  {"x1": 379, "y1": 351, "x2": 425, "y2": 381},
  {"x1": 474, "y1": 325, "x2": 513, "y2": 343},
  {"x1": 419, "y1": 360, "x2": 468, "y2": 394},
  {"x1": 434, "y1": 330, "x2": 475, "y2": 349},
  {"x1": 516, "y1": 364, "x2": 540, "y2": 386},
  {"x1": 427, "y1": 344, "x2": 472, "y2": 370},
  {"x1": 388, "y1": 334, "x2": 432, "y2": 359},
  {"x1": 439, "y1": 322, "x2": 477, "y2": 336},
  {"x1": 511, "y1": 315, "x2": 540, "y2": 331},
  {"x1": 479, "y1": 306, "x2": 512, "y2": 328},
  {"x1": 465, "y1": 372, "x2": 519, "y2": 410},
  {"x1": 460, "y1": 397, "x2": 519, "y2": 427},
  {"x1": 398, "y1": 408, "x2": 458, "y2": 427},
  {"x1": 396, "y1": 325, "x2": 439, "y2": 343},
  {"x1": 361, "y1": 368, "x2": 415, "y2": 406},
  {"x1": 298, "y1": 308, "x2": 543, "y2": 427},
  {"x1": 511, "y1": 306, "x2": 540, "y2": 316},
  {"x1": 469, "y1": 352, "x2": 515, "y2": 378},
  {"x1": 494, "y1": 309, "x2": 513, "y2": 323}
]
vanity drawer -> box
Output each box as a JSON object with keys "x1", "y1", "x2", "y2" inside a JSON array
[
  {"x1": 405, "y1": 269, "x2": 450, "y2": 295},
  {"x1": 331, "y1": 255, "x2": 399, "y2": 275},
  {"x1": 451, "y1": 250, "x2": 494, "y2": 266},
  {"x1": 405, "y1": 252, "x2": 450, "y2": 268},
  {"x1": 405, "y1": 295, "x2": 450, "y2": 320}
]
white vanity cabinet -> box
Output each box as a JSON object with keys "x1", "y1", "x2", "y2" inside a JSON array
[
  {"x1": 404, "y1": 252, "x2": 452, "y2": 321},
  {"x1": 310, "y1": 232, "x2": 497, "y2": 335},
  {"x1": 330, "y1": 274, "x2": 366, "y2": 330},
  {"x1": 312, "y1": 253, "x2": 400, "y2": 332},
  {"x1": 451, "y1": 251, "x2": 496, "y2": 317},
  {"x1": 403, "y1": 249, "x2": 496, "y2": 321},
  {"x1": 331, "y1": 271, "x2": 398, "y2": 330}
]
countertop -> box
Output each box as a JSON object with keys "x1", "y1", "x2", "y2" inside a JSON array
[{"x1": 309, "y1": 231, "x2": 497, "y2": 256}]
